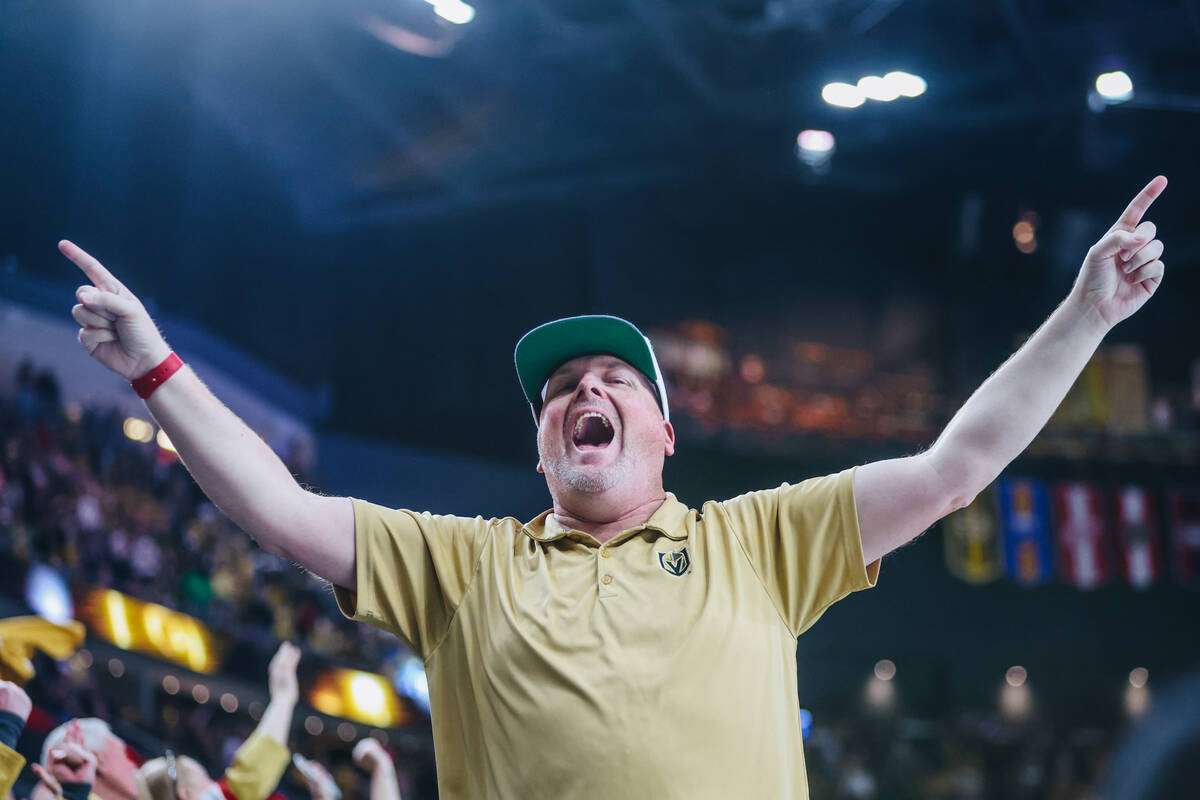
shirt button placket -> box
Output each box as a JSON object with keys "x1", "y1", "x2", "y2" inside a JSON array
[{"x1": 598, "y1": 546, "x2": 616, "y2": 596}]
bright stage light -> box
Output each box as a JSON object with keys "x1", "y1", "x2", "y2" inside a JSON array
[
  {"x1": 858, "y1": 76, "x2": 900, "y2": 102},
  {"x1": 429, "y1": 0, "x2": 475, "y2": 24},
  {"x1": 822, "y1": 82, "x2": 865, "y2": 108},
  {"x1": 795, "y1": 130, "x2": 835, "y2": 171},
  {"x1": 874, "y1": 659, "x2": 896, "y2": 681},
  {"x1": 824, "y1": 72, "x2": 925, "y2": 107},
  {"x1": 350, "y1": 673, "x2": 387, "y2": 717},
  {"x1": 310, "y1": 668, "x2": 403, "y2": 727},
  {"x1": 884, "y1": 71, "x2": 927, "y2": 98},
  {"x1": 123, "y1": 417, "x2": 154, "y2": 443},
  {"x1": 395, "y1": 656, "x2": 431, "y2": 714},
  {"x1": 26, "y1": 564, "x2": 73, "y2": 624},
  {"x1": 1006, "y1": 665, "x2": 1028, "y2": 687},
  {"x1": 797, "y1": 130, "x2": 835, "y2": 153},
  {"x1": 1095, "y1": 70, "x2": 1133, "y2": 102}
]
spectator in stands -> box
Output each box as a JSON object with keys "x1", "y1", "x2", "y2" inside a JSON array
[
  {"x1": 351, "y1": 740, "x2": 402, "y2": 800},
  {"x1": 136, "y1": 642, "x2": 300, "y2": 800},
  {"x1": 36, "y1": 719, "x2": 138, "y2": 800},
  {"x1": 31, "y1": 722, "x2": 99, "y2": 800},
  {"x1": 0, "y1": 680, "x2": 32, "y2": 800}
]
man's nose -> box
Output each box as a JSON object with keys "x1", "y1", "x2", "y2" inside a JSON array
[{"x1": 574, "y1": 374, "x2": 606, "y2": 400}]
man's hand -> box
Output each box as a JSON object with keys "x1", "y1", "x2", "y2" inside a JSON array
[
  {"x1": 267, "y1": 642, "x2": 301, "y2": 705},
  {"x1": 1070, "y1": 176, "x2": 1168, "y2": 328},
  {"x1": 351, "y1": 739, "x2": 394, "y2": 776},
  {"x1": 36, "y1": 721, "x2": 99, "y2": 786},
  {"x1": 59, "y1": 240, "x2": 172, "y2": 380},
  {"x1": 0, "y1": 681, "x2": 32, "y2": 724}
]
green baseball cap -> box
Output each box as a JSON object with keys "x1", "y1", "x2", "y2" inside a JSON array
[{"x1": 514, "y1": 315, "x2": 670, "y2": 424}]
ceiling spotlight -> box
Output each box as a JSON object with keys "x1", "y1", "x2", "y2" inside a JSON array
[
  {"x1": 427, "y1": 0, "x2": 475, "y2": 24},
  {"x1": 1006, "y1": 665, "x2": 1028, "y2": 688},
  {"x1": 795, "y1": 130, "x2": 835, "y2": 172},
  {"x1": 823, "y1": 72, "x2": 926, "y2": 108},
  {"x1": 822, "y1": 82, "x2": 865, "y2": 108},
  {"x1": 884, "y1": 71, "x2": 927, "y2": 98},
  {"x1": 797, "y1": 129, "x2": 834, "y2": 153},
  {"x1": 858, "y1": 75, "x2": 900, "y2": 102},
  {"x1": 1095, "y1": 70, "x2": 1133, "y2": 103}
]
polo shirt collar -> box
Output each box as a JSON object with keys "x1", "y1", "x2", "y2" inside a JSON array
[{"x1": 523, "y1": 492, "x2": 690, "y2": 543}]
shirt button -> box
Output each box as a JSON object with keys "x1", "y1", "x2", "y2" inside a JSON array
[
  {"x1": 601, "y1": 550, "x2": 611, "y2": 558},
  {"x1": 601, "y1": 574, "x2": 613, "y2": 585}
]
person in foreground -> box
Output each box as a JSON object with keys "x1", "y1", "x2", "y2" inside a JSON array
[
  {"x1": 0, "y1": 681, "x2": 33, "y2": 800},
  {"x1": 60, "y1": 177, "x2": 1169, "y2": 798},
  {"x1": 136, "y1": 643, "x2": 300, "y2": 800}
]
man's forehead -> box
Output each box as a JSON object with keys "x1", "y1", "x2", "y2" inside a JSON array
[{"x1": 547, "y1": 354, "x2": 637, "y2": 381}]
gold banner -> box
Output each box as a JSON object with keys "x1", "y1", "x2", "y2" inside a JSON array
[{"x1": 76, "y1": 587, "x2": 219, "y2": 673}]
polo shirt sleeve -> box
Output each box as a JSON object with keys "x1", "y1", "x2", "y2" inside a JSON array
[
  {"x1": 719, "y1": 466, "x2": 881, "y2": 638},
  {"x1": 221, "y1": 730, "x2": 291, "y2": 800},
  {"x1": 332, "y1": 499, "x2": 495, "y2": 657},
  {"x1": 0, "y1": 741, "x2": 25, "y2": 800}
]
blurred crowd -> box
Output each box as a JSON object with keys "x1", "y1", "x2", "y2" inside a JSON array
[
  {"x1": 0, "y1": 360, "x2": 399, "y2": 672},
  {"x1": 1, "y1": 642, "x2": 413, "y2": 800},
  {"x1": 804, "y1": 710, "x2": 1118, "y2": 800},
  {"x1": 0, "y1": 360, "x2": 1151, "y2": 799}
]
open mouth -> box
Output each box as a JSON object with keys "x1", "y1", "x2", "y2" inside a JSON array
[{"x1": 571, "y1": 411, "x2": 615, "y2": 449}]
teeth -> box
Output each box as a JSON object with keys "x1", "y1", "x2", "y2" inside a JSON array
[{"x1": 573, "y1": 411, "x2": 612, "y2": 438}]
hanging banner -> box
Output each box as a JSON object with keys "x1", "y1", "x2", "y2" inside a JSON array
[
  {"x1": 1114, "y1": 486, "x2": 1163, "y2": 589},
  {"x1": 1168, "y1": 490, "x2": 1200, "y2": 588},
  {"x1": 942, "y1": 487, "x2": 1001, "y2": 584},
  {"x1": 997, "y1": 478, "x2": 1054, "y2": 587},
  {"x1": 1052, "y1": 482, "x2": 1111, "y2": 589}
]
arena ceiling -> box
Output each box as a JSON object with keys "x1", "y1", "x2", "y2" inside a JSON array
[{"x1": 2, "y1": 0, "x2": 1198, "y2": 463}]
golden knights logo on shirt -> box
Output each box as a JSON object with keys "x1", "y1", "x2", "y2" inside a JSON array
[{"x1": 658, "y1": 547, "x2": 691, "y2": 576}]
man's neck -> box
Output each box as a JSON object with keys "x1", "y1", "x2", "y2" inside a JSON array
[{"x1": 551, "y1": 493, "x2": 667, "y2": 544}]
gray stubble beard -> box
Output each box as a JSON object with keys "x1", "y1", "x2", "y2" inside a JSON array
[{"x1": 541, "y1": 448, "x2": 631, "y2": 494}]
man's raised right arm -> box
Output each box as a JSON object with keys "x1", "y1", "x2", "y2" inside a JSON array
[{"x1": 59, "y1": 240, "x2": 356, "y2": 590}]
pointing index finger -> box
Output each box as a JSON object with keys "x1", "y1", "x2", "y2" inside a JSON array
[
  {"x1": 58, "y1": 240, "x2": 126, "y2": 293},
  {"x1": 1112, "y1": 175, "x2": 1168, "y2": 231}
]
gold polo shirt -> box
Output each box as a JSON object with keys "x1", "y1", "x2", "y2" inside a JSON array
[
  {"x1": 335, "y1": 466, "x2": 881, "y2": 799},
  {"x1": 0, "y1": 742, "x2": 24, "y2": 800}
]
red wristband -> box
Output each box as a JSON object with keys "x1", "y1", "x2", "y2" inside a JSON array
[{"x1": 131, "y1": 352, "x2": 183, "y2": 399}]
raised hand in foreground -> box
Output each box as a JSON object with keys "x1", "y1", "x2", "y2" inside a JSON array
[{"x1": 60, "y1": 240, "x2": 171, "y2": 380}]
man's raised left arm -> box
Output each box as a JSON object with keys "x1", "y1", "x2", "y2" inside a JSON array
[{"x1": 855, "y1": 176, "x2": 1169, "y2": 565}]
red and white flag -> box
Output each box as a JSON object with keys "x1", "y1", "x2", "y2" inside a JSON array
[
  {"x1": 1053, "y1": 482, "x2": 1111, "y2": 589},
  {"x1": 1114, "y1": 486, "x2": 1163, "y2": 589},
  {"x1": 1168, "y1": 490, "x2": 1200, "y2": 587}
]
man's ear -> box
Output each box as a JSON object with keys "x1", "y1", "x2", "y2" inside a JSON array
[{"x1": 663, "y1": 421, "x2": 676, "y2": 457}]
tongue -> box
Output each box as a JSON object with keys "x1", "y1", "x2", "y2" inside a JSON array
[{"x1": 574, "y1": 417, "x2": 613, "y2": 447}]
